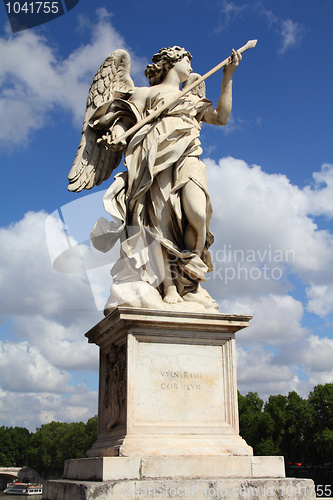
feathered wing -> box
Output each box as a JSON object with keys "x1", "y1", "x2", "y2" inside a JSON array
[
  {"x1": 68, "y1": 49, "x2": 135, "y2": 192},
  {"x1": 181, "y1": 73, "x2": 206, "y2": 98}
]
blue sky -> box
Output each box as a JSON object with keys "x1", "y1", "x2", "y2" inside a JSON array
[{"x1": 0, "y1": 0, "x2": 332, "y2": 430}]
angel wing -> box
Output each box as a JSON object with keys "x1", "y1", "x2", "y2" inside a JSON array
[
  {"x1": 181, "y1": 73, "x2": 206, "y2": 98},
  {"x1": 68, "y1": 49, "x2": 135, "y2": 192}
]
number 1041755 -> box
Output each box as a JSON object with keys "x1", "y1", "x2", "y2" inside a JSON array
[{"x1": 5, "y1": 1, "x2": 60, "y2": 14}]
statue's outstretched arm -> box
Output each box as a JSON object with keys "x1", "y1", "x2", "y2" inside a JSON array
[{"x1": 203, "y1": 49, "x2": 242, "y2": 126}]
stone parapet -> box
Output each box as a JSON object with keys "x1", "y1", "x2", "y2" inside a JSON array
[{"x1": 43, "y1": 477, "x2": 317, "y2": 499}]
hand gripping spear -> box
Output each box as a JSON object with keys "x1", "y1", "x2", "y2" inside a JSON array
[{"x1": 106, "y1": 39, "x2": 257, "y2": 149}]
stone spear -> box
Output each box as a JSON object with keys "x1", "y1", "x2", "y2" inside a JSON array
[{"x1": 106, "y1": 39, "x2": 257, "y2": 148}]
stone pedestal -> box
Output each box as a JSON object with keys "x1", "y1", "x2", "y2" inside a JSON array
[
  {"x1": 86, "y1": 307, "x2": 253, "y2": 458},
  {"x1": 42, "y1": 308, "x2": 317, "y2": 499}
]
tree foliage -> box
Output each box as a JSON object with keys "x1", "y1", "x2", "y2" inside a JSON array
[
  {"x1": 238, "y1": 383, "x2": 333, "y2": 466},
  {"x1": 0, "y1": 426, "x2": 31, "y2": 466},
  {"x1": 0, "y1": 416, "x2": 97, "y2": 478},
  {"x1": 306, "y1": 384, "x2": 333, "y2": 464}
]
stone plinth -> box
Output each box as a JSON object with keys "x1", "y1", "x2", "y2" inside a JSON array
[
  {"x1": 85, "y1": 307, "x2": 253, "y2": 458},
  {"x1": 42, "y1": 307, "x2": 317, "y2": 500}
]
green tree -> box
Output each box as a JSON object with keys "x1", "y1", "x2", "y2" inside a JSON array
[
  {"x1": 308, "y1": 383, "x2": 333, "y2": 429},
  {"x1": 312, "y1": 428, "x2": 333, "y2": 465},
  {"x1": 0, "y1": 426, "x2": 31, "y2": 466},
  {"x1": 239, "y1": 391, "x2": 311, "y2": 460},
  {"x1": 283, "y1": 391, "x2": 309, "y2": 464},
  {"x1": 254, "y1": 412, "x2": 279, "y2": 456},
  {"x1": 26, "y1": 417, "x2": 98, "y2": 477},
  {"x1": 85, "y1": 415, "x2": 98, "y2": 451},
  {"x1": 263, "y1": 394, "x2": 289, "y2": 456},
  {"x1": 306, "y1": 383, "x2": 333, "y2": 465},
  {"x1": 239, "y1": 387, "x2": 332, "y2": 466},
  {"x1": 238, "y1": 391, "x2": 264, "y2": 446},
  {"x1": 238, "y1": 391, "x2": 277, "y2": 454}
]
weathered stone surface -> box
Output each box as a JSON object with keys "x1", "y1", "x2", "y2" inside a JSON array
[
  {"x1": 85, "y1": 308, "x2": 253, "y2": 458},
  {"x1": 64, "y1": 457, "x2": 141, "y2": 481},
  {"x1": 43, "y1": 477, "x2": 317, "y2": 499},
  {"x1": 64, "y1": 456, "x2": 285, "y2": 481},
  {"x1": 251, "y1": 456, "x2": 286, "y2": 478}
]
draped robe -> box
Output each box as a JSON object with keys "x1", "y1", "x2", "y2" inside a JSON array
[{"x1": 90, "y1": 91, "x2": 215, "y2": 297}]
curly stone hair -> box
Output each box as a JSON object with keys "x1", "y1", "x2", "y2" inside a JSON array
[{"x1": 145, "y1": 46, "x2": 192, "y2": 86}]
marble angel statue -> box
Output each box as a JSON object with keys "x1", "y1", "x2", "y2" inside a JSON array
[{"x1": 68, "y1": 45, "x2": 242, "y2": 314}]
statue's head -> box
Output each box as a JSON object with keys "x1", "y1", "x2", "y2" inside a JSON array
[{"x1": 145, "y1": 46, "x2": 192, "y2": 86}]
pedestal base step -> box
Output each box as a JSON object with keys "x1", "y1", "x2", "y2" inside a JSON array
[
  {"x1": 43, "y1": 477, "x2": 317, "y2": 500},
  {"x1": 64, "y1": 456, "x2": 285, "y2": 481}
]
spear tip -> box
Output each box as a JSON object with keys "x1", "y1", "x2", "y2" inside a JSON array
[
  {"x1": 247, "y1": 39, "x2": 258, "y2": 49},
  {"x1": 238, "y1": 39, "x2": 258, "y2": 54}
]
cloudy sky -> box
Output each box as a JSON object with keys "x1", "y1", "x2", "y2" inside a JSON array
[{"x1": 0, "y1": 0, "x2": 332, "y2": 431}]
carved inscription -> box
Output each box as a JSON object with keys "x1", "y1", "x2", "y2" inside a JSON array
[{"x1": 160, "y1": 371, "x2": 203, "y2": 390}]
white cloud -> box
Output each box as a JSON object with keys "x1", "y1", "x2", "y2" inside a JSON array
[
  {"x1": 206, "y1": 157, "x2": 333, "y2": 307},
  {"x1": 236, "y1": 333, "x2": 333, "y2": 400},
  {"x1": 275, "y1": 335, "x2": 333, "y2": 396},
  {"x1": 0, "y1": 210, "x2": 101, "y2": 428},
  {"x1": 278, "y1": 335, "x2": 333, "y2": 373},
  {"x1": 0, "y1": 337, "x2": 97, "y2": 430},
  {"x1": 0, "y1": 342, "x2": 71, "y2": 393},
  {"x1": 0, "y1": 389, "x2": 97, "y2": 430},
  {"x1": 221, "y1": 294, "x2": 308, "y2": 346},
  {"x1": 0, "y1": 211, "x2": 99, "y2": 318},
  {"x1": 255, "y1": 4, "x2": 304, "y2": 53},
  {"x1": 215, "y1": 1, "x2": 247, "y2": 33},
  {"x1": 306, "y1": 284, "x2": 333, "y2": 317},
  {"x1": 305, "y1": 335, "x2": 333, "y2": 372},
  {"x1": 221, "y1": 291, "x2": 331, "y2": 400},
  {"x1": 215, "y1": 2, "x2": 304, "y2": 54},
  {"x1": 0, "y1": 8, "x2": 147, "y2": 147},
  {"x1": 11, "y1": 316, "x2": 98, "y2": 371},
  {"x1": 237, "y1": 346, "x2": 299, "y2": 399},
  {"x1": 278, "y1": 19, "x2": 303, "y2": 54},
  {"x1": 0, "y1": 209, "x2": 103, "y2": 328},
  {"x1": 303, "y1": 163, "x2": 333, "y2": 218},
  {"x1": 203, "y1": 157, "x2": 333, "y2": 399}
]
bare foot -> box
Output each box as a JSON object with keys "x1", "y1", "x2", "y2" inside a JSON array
[{"x1": 163, "y1": 286, "x2": 183, "y2": 304}]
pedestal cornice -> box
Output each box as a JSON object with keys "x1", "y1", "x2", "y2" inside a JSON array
[{"x1": 85, "y1": 307, "x2": 253, "y2": 348}]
